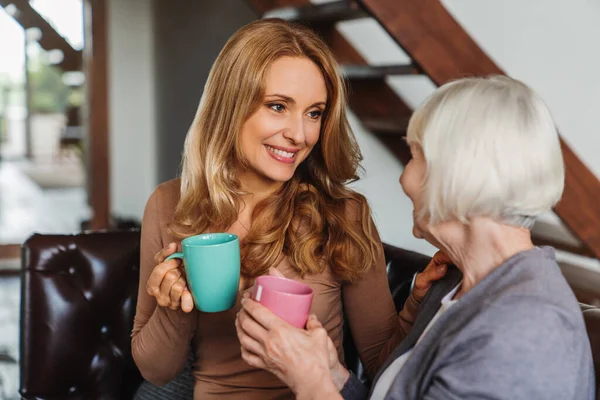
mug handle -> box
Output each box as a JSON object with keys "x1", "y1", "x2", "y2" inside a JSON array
[{"x1": 165, "y1": 252, "x2": 184, "y2": 262}]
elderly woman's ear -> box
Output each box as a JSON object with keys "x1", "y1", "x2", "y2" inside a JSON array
[{"x1": 412, "y1": 251, "x2": 451, "y2": 301}]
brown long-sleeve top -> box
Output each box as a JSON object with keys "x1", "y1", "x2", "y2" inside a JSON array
[{"x1": 131, "y1": 179, "x2": 420, "y2": 399}]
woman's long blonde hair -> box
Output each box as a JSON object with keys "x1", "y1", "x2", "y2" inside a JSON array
[{"x1": 172, "y1": 19, "x2": 378, "y2": 283}]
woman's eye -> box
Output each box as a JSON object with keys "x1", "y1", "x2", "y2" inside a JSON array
[
  {"x1": 308, "y1": 110, "x2": 323, "y2": 120},
  {"x1": 269, "y1": 103, "x2": 285, "y2": 113}
]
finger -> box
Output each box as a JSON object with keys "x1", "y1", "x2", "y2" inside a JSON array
[
  {"x1": 414, "y1": 251, "x2": 451, "y2": 290},
  {"x1": 431, "y1": 250, "x2": 452, "y2": 266},
  {"x1": 240, "y1": 297, "x2": 286, "y2": 331},
  {"x1": 237, "y1": 308, "x2": 270, "y2": 344},
  {"x1": 157, "y1": 268, "x2": 182, "y2": 308},
  {"x1": 414, "y1": 263, "x2": 447, "y2": 289},
  {"x1": 154, "y1": 242, "x2": 177, "y2": 264},
  {"x1": 310, "y1": 326, "x2": 330, "y2": 346},
  {"x1": 326, "y1": 336, "x2": 337, "y2": 358},
  {"x1": 412, "y1": 267, "x2": 448, "y2": 302},
  {"x1": 240, "y1": 287, "x2": 253, "y2": 301},
  {"x1": 169, "y1": 275, "x2": 187, "y2": 307},
  {"x1": 235, "y1": 316, "x2": 266, "y2": 357},
  {"x1": 181, "y1": 289, "x2": 194, "y2": 313},
  {"x1": 306, "y1": 314, "x2": 323, "y2": 331},
  {"x1": 431, "y1": 263, "x2": 447, "y2": 279},
  {"x1": 146, "y1": 259, "x2": 181, "y2": 296},
  {"x1": 240, "y1": 346, "x2": 268, "y2": 370},
  {"x1": 268, "y1": 267, "x2": 285, "y2": 278},
  {"x1": 159, "y1": 268, "x2": 182, "y2": 296}
]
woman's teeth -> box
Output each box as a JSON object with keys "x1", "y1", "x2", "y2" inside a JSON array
[{"x1": 266, "y1": 145, "x2": 295, "y2": 158}]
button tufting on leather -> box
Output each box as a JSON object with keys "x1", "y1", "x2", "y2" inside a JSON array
[{"x1": 100, "y1": 325, "x2": 109, "y2": 337}]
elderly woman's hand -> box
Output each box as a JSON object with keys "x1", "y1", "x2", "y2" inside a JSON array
[
  {"x1": 411, "y1": 250, "x2": 452, "y2": 301},
  {"x1": 236, "y1": 297, "x2": 344, "y2": 399}
]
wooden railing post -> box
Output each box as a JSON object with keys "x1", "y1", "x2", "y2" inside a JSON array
[{"x1": 84, "y1": 0, "x2": 110, "y2": 230}]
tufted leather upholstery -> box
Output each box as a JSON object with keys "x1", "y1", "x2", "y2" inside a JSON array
[
  {"x1": 19, "y1": 232, "x2": 600, "y2": 398},
  {"x1": 20, "y1": 231, "x2": 143, "y2": 400}
]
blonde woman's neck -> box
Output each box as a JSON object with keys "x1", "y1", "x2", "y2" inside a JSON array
[{"x1": 237, "y1": 168, "x2": 283, "y2": 205}]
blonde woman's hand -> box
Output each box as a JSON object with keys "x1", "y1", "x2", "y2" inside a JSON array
[
  {"x1": 146, "y1": 242, "x2": 194, "y2": 312},
  {"x1": 411, "y1": 250, "x2": 452, "y2": 302}
]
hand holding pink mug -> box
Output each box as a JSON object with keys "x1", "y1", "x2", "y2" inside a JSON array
[{"x1": 251, "y1": 275, "x2": 314, "y2": 328}]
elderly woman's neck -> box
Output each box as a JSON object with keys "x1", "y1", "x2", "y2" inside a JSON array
[{"x1": 438, "y1": 218, "x2": 534, "y2": 299}]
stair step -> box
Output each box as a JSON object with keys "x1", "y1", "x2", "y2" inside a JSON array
[
  {"x1": 342, "y1": 64, "x2": 421, "y2": 79},
  {"x1": 262, "y1": 0, "x2": 367, "y2": 24},
  {"x1": 361, "y1": 117, "x2": 410, "y2": 136}
]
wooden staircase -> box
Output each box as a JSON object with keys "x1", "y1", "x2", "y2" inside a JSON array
[{"x1": 247, "y1": 0, "x2": 600, "y2": 263}]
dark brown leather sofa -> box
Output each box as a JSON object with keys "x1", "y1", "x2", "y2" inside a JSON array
[
  {"x1": 20, "y1": 231, "x2": 143, "y2": 399},
  {"x1": 19, "y1": 231, "x2": 600, "y2": 399}
]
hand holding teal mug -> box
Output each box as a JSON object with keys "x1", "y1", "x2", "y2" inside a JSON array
[{"x1": 166, "y1": 233, "x2": 240, "y2": 312}]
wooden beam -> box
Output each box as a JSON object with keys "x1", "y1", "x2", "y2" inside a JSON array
[
  {"x1": 0, "y1": 0, "x2": 82, "y2": 71},
  {"x1": 360, "y1": 0, "x2": 600, "y2": 259},
  {"x1": 342, "y1": 64, "x2": 421, "y2": 80},
  {"x1": 263, "y1": 0, "x2": 367, "y2": 24},
  {"x1": 0, "y1": 244, "x2": 20, "y2": 276},
  {"x1": 84, "y1": 0, "x2": 110, "y2": 230},
  {"x1": 360, "y1": 116, "x2": 410, "y2": 136},
  {"x1": 0, "y1": 244, "x2": 20, "y2": 260}
]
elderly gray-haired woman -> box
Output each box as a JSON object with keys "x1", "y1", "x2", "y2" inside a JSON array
[{"x1": 235, "y1": 76, "x2": 595, "y2": 400}]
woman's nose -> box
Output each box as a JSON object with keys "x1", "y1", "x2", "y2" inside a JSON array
[{"x1": 282, "y1": 115, "x2": 305, "y2": 144}]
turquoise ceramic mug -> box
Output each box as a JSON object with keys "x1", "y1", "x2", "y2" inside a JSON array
[{"x1": 165, "y1": 233, "x2": 240, "y2": 312}]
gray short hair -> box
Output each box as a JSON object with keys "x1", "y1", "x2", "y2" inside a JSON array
[{"x1": 406, "y1": 75, "x2": 565, "y2": 229}]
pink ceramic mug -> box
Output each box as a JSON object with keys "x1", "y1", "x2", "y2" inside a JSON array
[{"x1": 251, "y1": 276, "x2": 314, "y2": 328}]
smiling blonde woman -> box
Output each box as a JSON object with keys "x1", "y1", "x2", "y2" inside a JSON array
[{"x1": 130, "y1": 19, "x2": 446, "y2": 400}]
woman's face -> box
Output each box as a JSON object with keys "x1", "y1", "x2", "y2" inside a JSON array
[
  {"x1": 399, "y1": 142, "x2": 428, "y2": 239},
  {"x1": 238, "y1": 56, "x2": 327, "y2": 190}
]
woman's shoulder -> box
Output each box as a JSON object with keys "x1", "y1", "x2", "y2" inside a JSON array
[
  {"x1": 144, "y1": 178, "x2": 181, "y2": 226},
  {"x1": 341, "y1": 191, "x2": 370, "y2": 220},
  {"x1": 148, "y1": 178, "x2": 181, "y2": 209},
  {"x1": 494, "y1": 247, "x2": 578, "y2": 310},
  {"x1": 473, "y1": 255, "x2": 585, "y2": 337}
]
